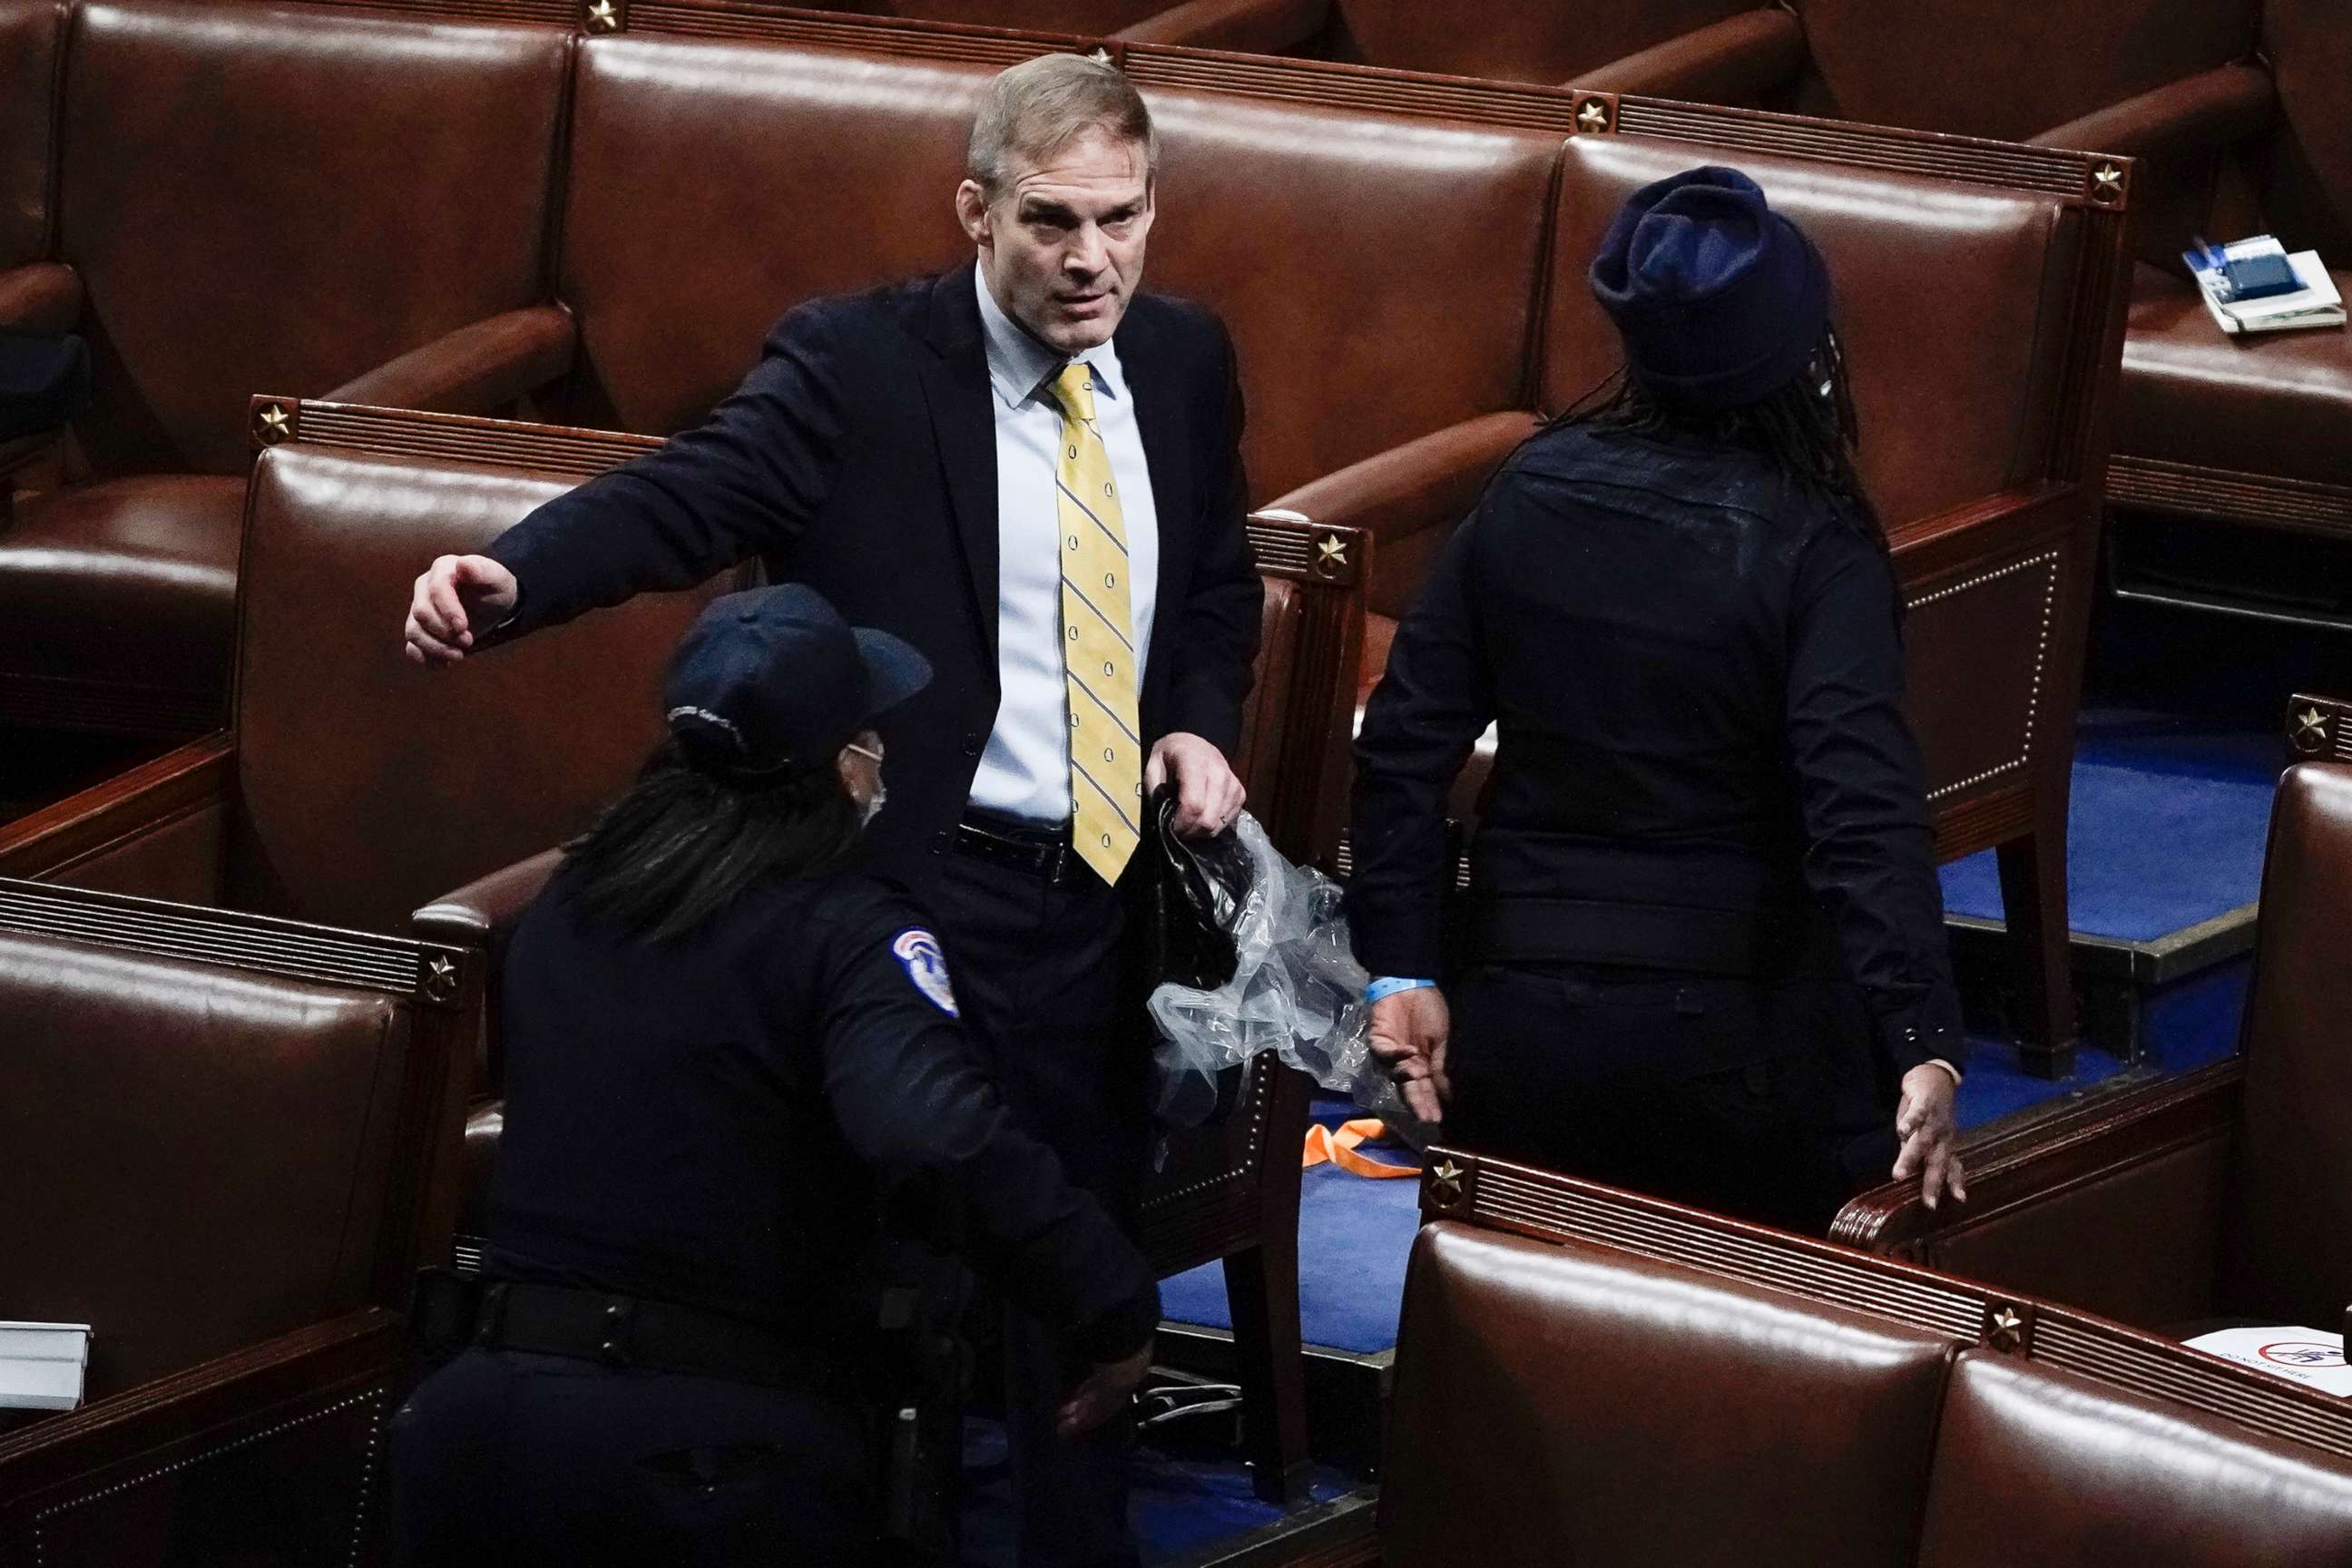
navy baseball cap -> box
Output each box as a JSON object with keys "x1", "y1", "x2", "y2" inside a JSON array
[
  {"x1": 663, "y1": 584, "x2": 931, "y2": 776},
  {"x1": 1588, "y1": 165, "x2": 1832, "y2": 410}
]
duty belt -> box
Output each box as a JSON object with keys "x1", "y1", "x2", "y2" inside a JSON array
[
  {"x1": 1465, "y1": 896, "x2": 1838, "y2": 977},
  {"x1": 413, "y1": 1271, "x2": 859, "y2": 1398}
]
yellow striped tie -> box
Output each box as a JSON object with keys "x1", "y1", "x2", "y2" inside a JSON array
[{"x1": 1050, "y1": 360, "x2": 1141, "y2": 886}]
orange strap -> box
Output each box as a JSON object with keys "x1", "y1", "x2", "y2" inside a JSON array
[{"x1": 1302, "y1": 1119, "x2": 1422, "y2": 1180}]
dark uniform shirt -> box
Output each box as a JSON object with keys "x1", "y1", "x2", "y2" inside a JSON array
[
  {"x1": 485, "y1": 860, "x2": 1160, "y2": 1364},
  {"x1": 1348, "y1": 420, "x2": 1965, "y2": 1078}
]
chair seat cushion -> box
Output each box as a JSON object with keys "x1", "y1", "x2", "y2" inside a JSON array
[
  {"x1": 0, "y1": 472, "x2": 243, "y2": 731},
  {"x1": 2116, "y1": 261, "x2": 2352, "y2": 491}
]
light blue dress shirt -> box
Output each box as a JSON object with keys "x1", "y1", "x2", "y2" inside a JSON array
[{"x1": 970, "y1": 262, "x2": 1161, "y2": 824}]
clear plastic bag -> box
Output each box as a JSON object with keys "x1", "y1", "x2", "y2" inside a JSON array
[{"x1": 1145, "y1": 811, "x2": 1426, "y2": 1145}]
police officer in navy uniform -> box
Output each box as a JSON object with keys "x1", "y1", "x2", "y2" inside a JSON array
[
  {"x1": 1348, "y1": 167, "x2": 1969, "y2": 1233},
  {"x1": 387, "y1": 584, "x2": 1159, "y2": 1566}
]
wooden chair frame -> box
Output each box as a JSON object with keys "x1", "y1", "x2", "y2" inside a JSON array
[
  {"x1": 1423, "y1": 1149, "x2": 2352, "y2": 1465},
  {"x1": 0, "y1": 878, "x2": 481, "y2": 1567}
]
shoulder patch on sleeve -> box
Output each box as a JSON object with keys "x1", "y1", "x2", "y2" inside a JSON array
[{"x1": 889, "y1": 927, "x2": 959, "y2": 1017}]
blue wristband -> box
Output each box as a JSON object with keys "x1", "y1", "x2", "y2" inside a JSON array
[{"x1": 1365, "y1": 976, "x2": 1437, "y2": 1004}]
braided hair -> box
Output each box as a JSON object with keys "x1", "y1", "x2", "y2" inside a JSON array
[{"x1": 1550, "y1": 326, "x2": 1888, "y2": 564}]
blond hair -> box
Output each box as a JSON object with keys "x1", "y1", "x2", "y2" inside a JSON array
[{"x1": 967, "y1": 53, "x2": 1157, "y2": 202}]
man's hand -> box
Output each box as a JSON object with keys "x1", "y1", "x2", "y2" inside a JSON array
[
  {"x1": 404, "y1": 554, "x2": 519, "y2": 667},
  {"x1": 1369, "y1": 986, "x2": 1451, "y2": 1124},
  {"x1": 1056, "y1": 1339, "x2": 1152, "y2": 1439},
  {"x1": 1144, "y1": 732, "x2": 1244, "y2": 837},
  {"x1": 1891, "y1": 1063, "x2": 1966, "y2": 1210}
]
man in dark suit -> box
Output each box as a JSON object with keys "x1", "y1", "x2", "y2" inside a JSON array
[{"x1": 402, "y1": 53, "x2": 1261, "y2": 1568}]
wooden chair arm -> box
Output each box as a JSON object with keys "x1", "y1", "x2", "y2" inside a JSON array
[
  {"x1": 0, "y1": 733, "x2": 234, "y2": 896},
  {"x1": 1832, "y1": 1060, "x2": 2241, "y2": 1326},
  {"x1": 0, "y1": 1308, "x2": 404, "y2": 1535}
]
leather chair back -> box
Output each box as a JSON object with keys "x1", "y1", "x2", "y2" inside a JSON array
[
  {"x1": 556, "y1": 36, "x2": 986, "y2": 436},
  {"x1": 1392, "y1": 1181, "x2": 2352, "y2": 1567},
  {"x1": 0, "y1": 0, "x2": 60, "y2": 270},
  {"x1": 2263, "y1": 0, "x2": 2352, "y2": 259},
  {"x1": 1790, "y1": 0, "x2": 2262, "y2": 144},
  {"x1": 226, "y1": 441, "x2": 734, "y2": 933},
  {"x1": 54, "y1": 0, "x2": 567, "y2": 475},
  {"x1": 1540, "y1": 138, "x2": 2081, "y2": 533},
  {"x1": 1141, "y1": 92, "x2": 1555, "y2": 504},
  {"x1": 2219, "y1": 762, "x2": 2352, "y2": 1327},
  {"x1": 1328, "y1": 0, "x2": 1756, "y2": 85},
  {"x1": 0, "y1": 899, "x2": 421, "y2": 1396},
  {"x1": 1916, "y1": 1352, "x2": 2352, "y2": 1564},
  {"x1": 1384, "y1": 1221, "x2": 1955, "y2": 1567}
]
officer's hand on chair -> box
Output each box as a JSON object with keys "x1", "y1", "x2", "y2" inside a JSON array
[
  {"x1": 405, "y1": 553, "x2": 518, "y2": 666},
  {"x1": 1056, "y1": 1340, "x2": 1153, "y2": 1439},
  {"x1": 1144, "y1": 733, "x2": 1244, "y2": 837},
  {"x1": 1891, "y1": 1063, "x2": 1967, "y2": 1211},
  {"x1": 1369, "y1": 988, "x2": 1451, "y2": 1125}
]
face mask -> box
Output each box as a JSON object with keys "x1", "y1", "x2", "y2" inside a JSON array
[{"x1": 845, "y1": 741, "x2": 886, "y2": 828}]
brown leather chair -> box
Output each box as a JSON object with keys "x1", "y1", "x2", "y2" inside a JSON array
[
  {"x1": 0, "y1": 399, "x2": 738, "y2": 931},
  {"x1": 0, "y1": 0, "x2": 577, "y2": 739},
  {"x1": 1835, "y1": 762, "x2": 2352, "y2": 1338},
  {"x1": 1773, "y1": 1, "x2": 2348, "y2": 624},
  {"x1": 2100, "y1": 0, "x2": 2352, "y2": 622},
  {"x1": 0, "y1": 877, "x2": 478, "y2": 1567},
  {"x1": 1376, "y1": 1154, "x2": 2352, "y2": 1567},
  {"x1": 415, "y1": 503, "x2": 1367, "y2": 1501}
]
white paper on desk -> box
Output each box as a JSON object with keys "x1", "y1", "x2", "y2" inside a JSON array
[
  {"x1": 0, "y1": 1321, "x2": 91, "y2": 1411},
  {"x1": 2184, "y1": 1326, "x2": 2352, "y2": 1396}
]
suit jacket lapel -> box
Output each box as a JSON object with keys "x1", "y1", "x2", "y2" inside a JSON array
[
  {"x1": 1117, "y1": 302, "x2": 1194, "y2": 701},
  {"x1": 917, "y1": 268, "x2": 1001, "y2": 662}
]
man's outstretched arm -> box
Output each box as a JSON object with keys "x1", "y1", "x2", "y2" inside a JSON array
[{"x1": 402, "y1": 303, "x2": 851, "y2": 665}]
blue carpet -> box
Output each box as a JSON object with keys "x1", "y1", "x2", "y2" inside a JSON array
[
  {"x1": 1937, "y1": 709, "x2": 2275, "y2": 940},
  {"x1": 956, "y1": 1418, "x2": 1353, "y2": 1565},
  {"x1": 1164, "y1": 714, "x2": 2278, "y2": 1362}
]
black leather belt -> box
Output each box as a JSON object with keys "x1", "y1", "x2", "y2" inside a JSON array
[
  {"x1": 955, "y1": 812, "x2": 1080, "y2": 884},
  {"x1": 1466, "y1": 896, "x2": 1838, "y2": 978},
  {"x1": 466, "y1": 1279, "x2": 858, "y2": 1397}
]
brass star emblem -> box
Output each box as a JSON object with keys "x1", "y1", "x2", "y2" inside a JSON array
[
  {"x1": 1576, "y1": 99, "x2": 1610, "y2": 133},
  {"x1": 1316, "y1": 534, "x2": 1348, "y2": 567},
  {"x1": 423, "y1": 955, "x2": 459, "y2": 1001},
  {"x1": 2294, "y1": 706, "x2": 2329, "y2": 751},
  {"x1": 1428, "y1": 1157, "x2": 1465, "y2": 1206},
  {"x1": 1087, "y1": 47, "x2": 1112, "y2": 64},
  {"x1": 255, "y1": 403, "x2": 292, "y2": 444},
  {"x1": 1987, "y1": 1306, "x2": 2024, "y2": 1349},
  {"x1": 2090, "y1": 164, "x2": 2123, "y2": 201},
  {"x1": 585, "y1": 0, "x2": 619, "y2": 31}
]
